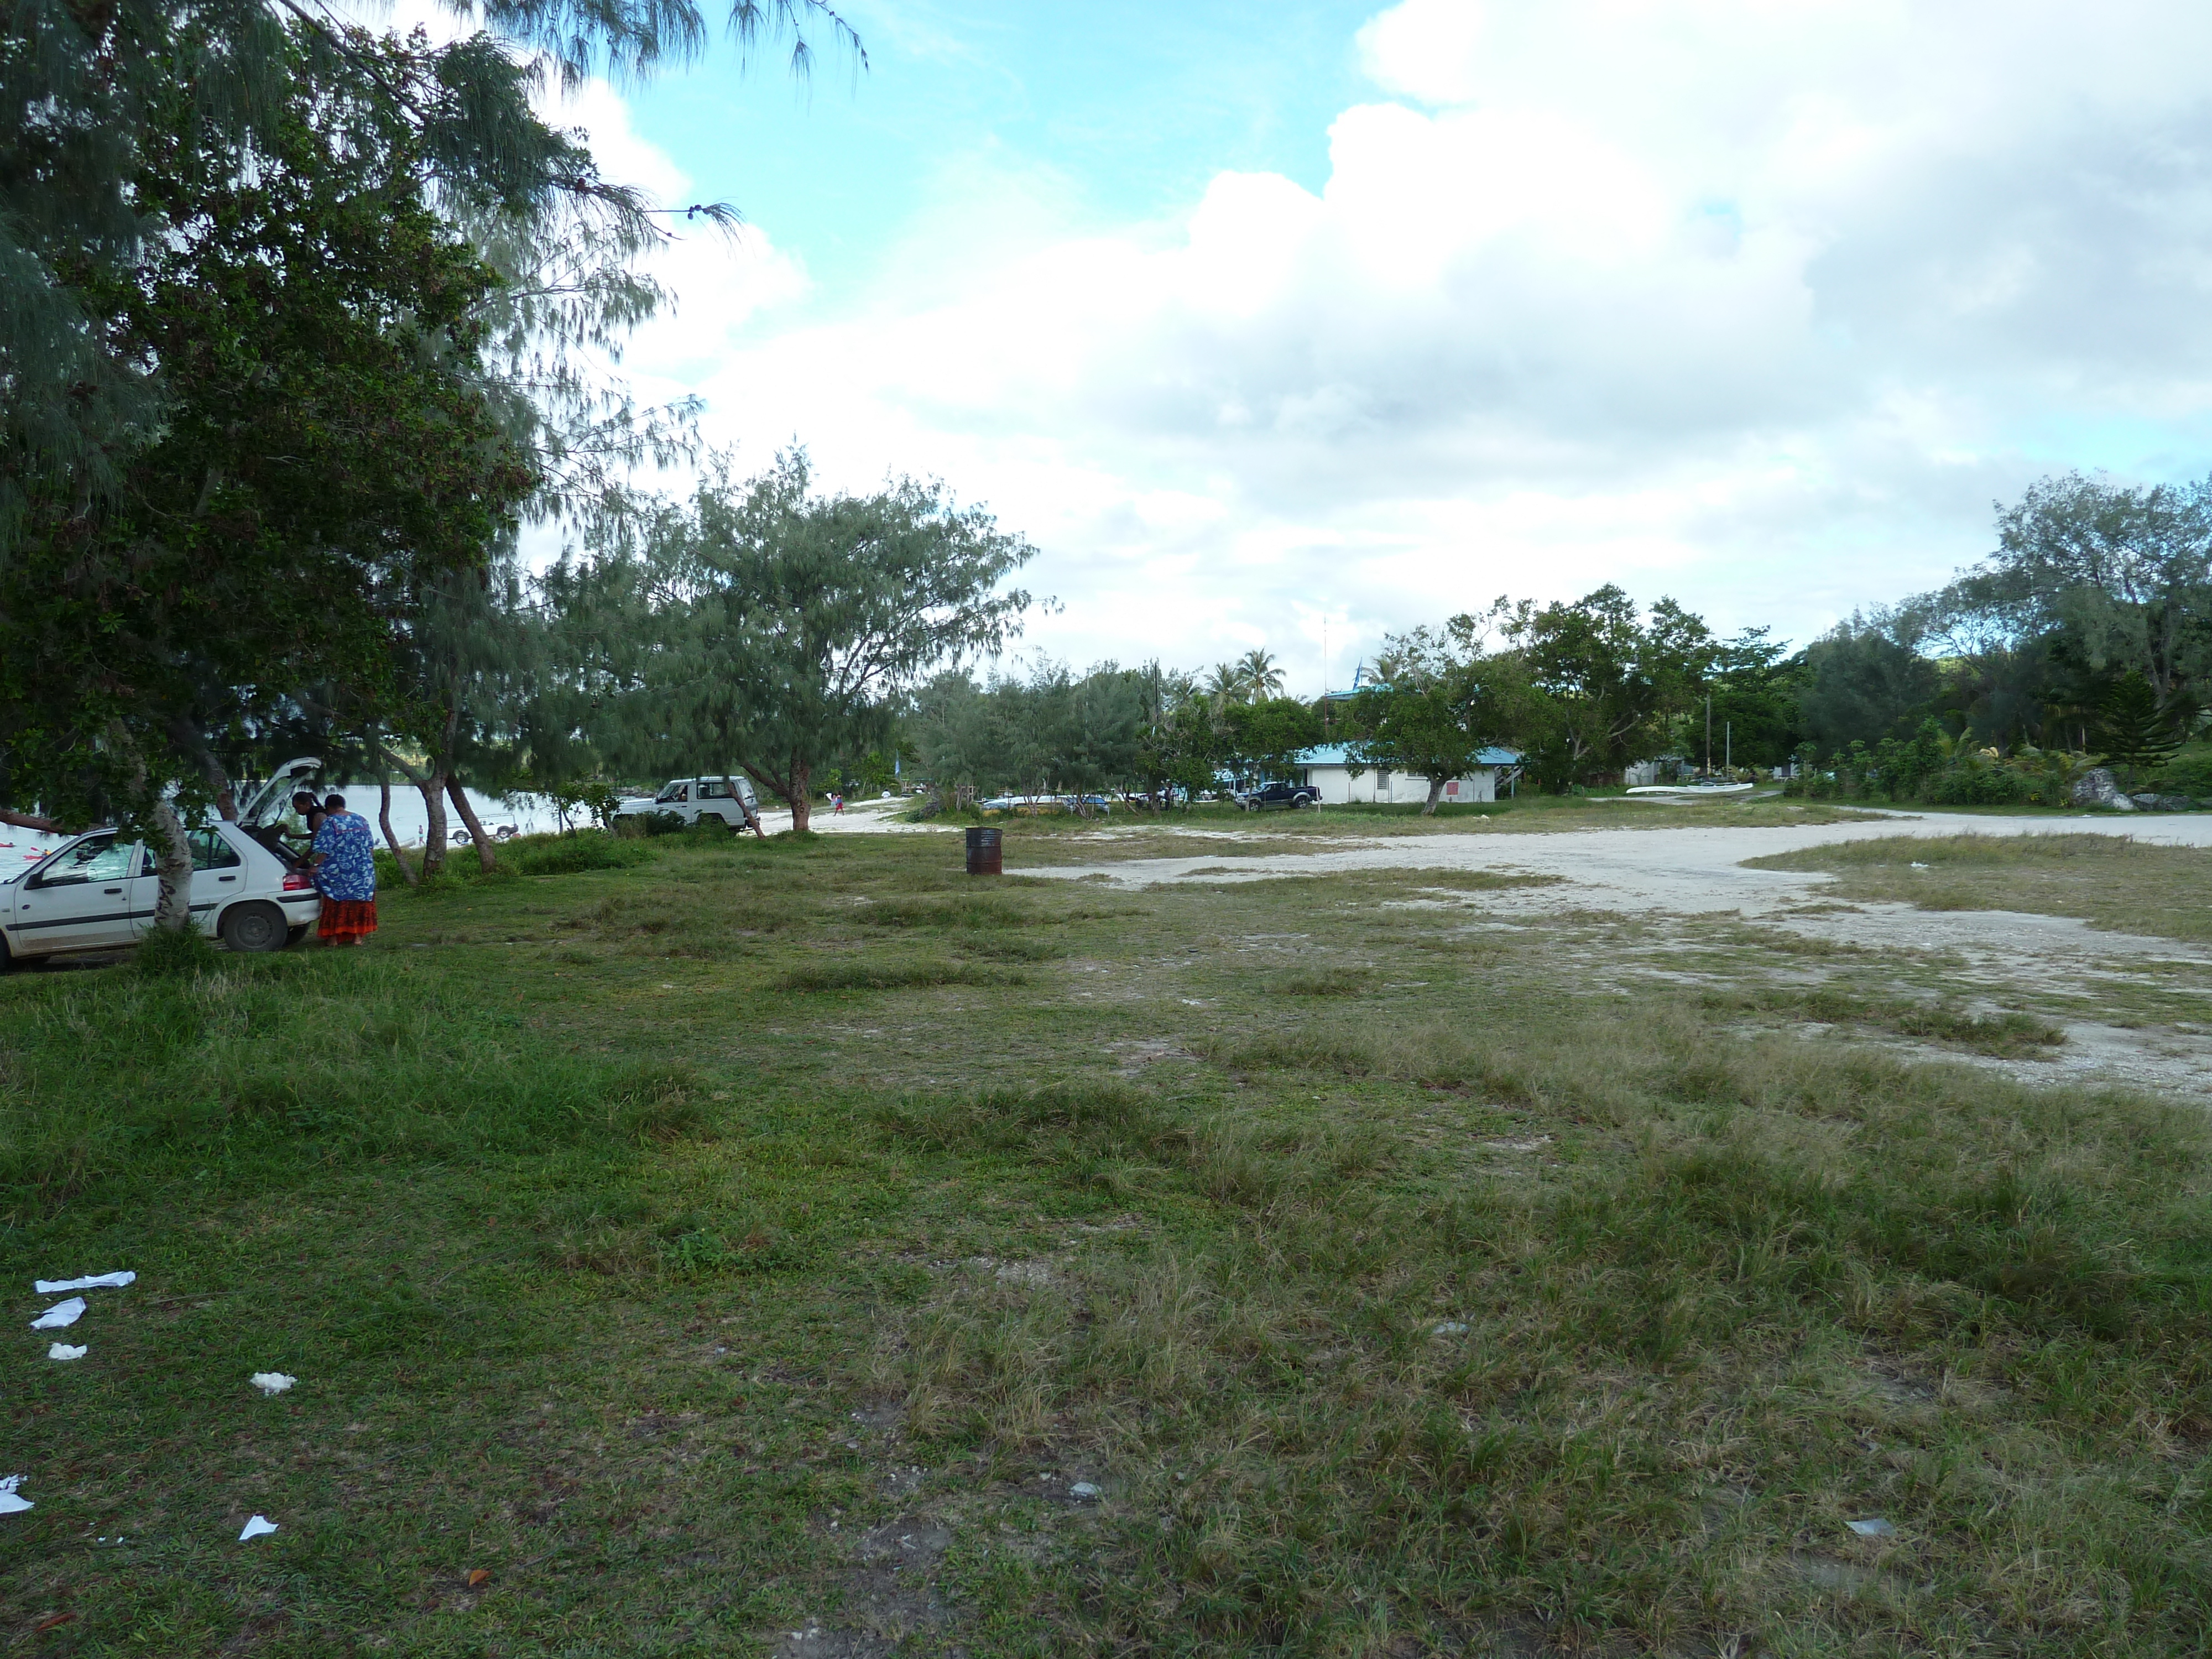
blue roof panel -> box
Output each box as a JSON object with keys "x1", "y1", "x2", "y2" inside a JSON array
[{"x1": 1295, "y1": 745, "x2": 1520, "y2": 767}]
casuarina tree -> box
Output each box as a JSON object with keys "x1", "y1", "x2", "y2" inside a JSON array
[
  {"x1": 1, "y1": 0, "x2": 857, "y2": 537},
  {"x1": 0, "y1": 27, "x2": 539, "y2": 922},
  {"x1": 569, "y1": 451, "x2": 1038, "y2": 831}
]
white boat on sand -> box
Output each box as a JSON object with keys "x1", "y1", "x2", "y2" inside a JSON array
[{"x1": 1624, "y1": 781, "x2": 1756, "y2": 797}]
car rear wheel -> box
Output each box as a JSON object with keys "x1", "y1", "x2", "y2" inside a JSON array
[{"x1": 219, "y1": 901, "x2": 289, "y2": 953}]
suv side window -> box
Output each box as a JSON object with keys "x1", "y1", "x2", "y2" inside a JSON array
[
  {"x1": 190, "y1": 827, "x2": 243, "y2": 871},
  {"x1": 35, "y1": 834, "x2": 129, "y2": 886},
  {"x1": 700, "y1": 780, "x2": 729, "y2": 799}
]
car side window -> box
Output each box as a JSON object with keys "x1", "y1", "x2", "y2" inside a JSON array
[
  {"x1": 700, "y1": 780, "x2": 729, "y2": 799},
  {"x1": 190, "y1": 827, "x2": 243, "y2": 871},
  {"x1": 36, "y1": 834, "x2": 128, "y2": 886},
  {"x1": 655, "y1": 782, "x2": 686, "y2": 803}
]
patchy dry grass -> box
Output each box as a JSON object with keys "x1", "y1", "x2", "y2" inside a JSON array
[
  {"x1": 1747, "y1": 832, "x2": 2212, "y2": 945},
  {"x1": 1, "y1": 828, "x2": 2206, "y2": 1655}
]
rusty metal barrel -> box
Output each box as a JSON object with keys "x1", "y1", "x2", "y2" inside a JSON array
[{"x1": 965, "y1": 825, "x2": 1002, "y2": 876}]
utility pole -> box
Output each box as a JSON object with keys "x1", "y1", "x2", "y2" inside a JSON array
[
  {"x1": 1705, "y1": 695, "x2": 1712, "y2": 776},
  {"x1": 1725, "y1": 722, "x2": 1731, "y2": 773}
]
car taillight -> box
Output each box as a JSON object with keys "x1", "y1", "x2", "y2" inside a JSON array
[{"x1": 282, "y1": 872, "x2": 313, "y2": 891}]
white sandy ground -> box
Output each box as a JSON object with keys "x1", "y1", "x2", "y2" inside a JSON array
[
  {"x1": 1021, "y1": 809, "x2": 2212, "y2": 1099},
  {"x1": 749, "y1": 796, "x2": 948, "y2": 836}
]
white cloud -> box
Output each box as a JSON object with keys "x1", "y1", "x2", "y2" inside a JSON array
[{"x1": 598, "y1": 0, "x2": 2212, "y2": 686}]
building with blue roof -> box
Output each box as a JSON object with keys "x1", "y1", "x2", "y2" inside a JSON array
[{"x1": 1290, "y1": 742, "x2": 1523, "y2": 806}]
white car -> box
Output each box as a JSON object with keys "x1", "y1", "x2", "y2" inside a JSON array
[
  {"x1": 614, "y1": 775, "x2": 761, "y2": 831},
  {"x1": 0, "y1": 759, "x2": 327, "y2": 967}
]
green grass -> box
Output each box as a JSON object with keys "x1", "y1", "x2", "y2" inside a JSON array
[
  {"x1": 1699, "y1": 984, "x2": 2066, "y2": 1056},
  {"x1": 3, "y1": 830, "x2": 2209, "y2": 1654},
  {"x1": 1746, "y1": 832, "x2": 2212, "y2": 944}
]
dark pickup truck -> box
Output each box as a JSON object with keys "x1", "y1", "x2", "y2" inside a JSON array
[{"x1": 1234, "y1": 781, "x2": 1319, "y2": 811}]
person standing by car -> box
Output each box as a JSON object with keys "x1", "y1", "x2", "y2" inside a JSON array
[
  {"x1": 276, "y1": 790, "x2": 325, "y2": 851},
  {"x1": 306, "y1": 793, "x2": 378, "y2": 947}
]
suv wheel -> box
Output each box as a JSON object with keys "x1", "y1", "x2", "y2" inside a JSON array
[{"x1": 219, "y1": 901, "x2": 288, "y2": 953}]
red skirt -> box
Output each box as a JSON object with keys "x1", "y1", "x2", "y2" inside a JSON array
[{"x1": 319, "y1": 898, "x2": 378, "y2": 941}]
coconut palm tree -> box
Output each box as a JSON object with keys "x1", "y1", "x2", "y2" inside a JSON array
[
  {"x1": 1238, "y1": 648, "x2": 1286, "y2": 700},
  {"x1": 1205, "y1": 661, "x2": 1249, "y2": 706}
]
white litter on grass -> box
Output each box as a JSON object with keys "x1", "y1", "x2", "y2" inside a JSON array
[
  {"x1": 0, "y1": 1477, "x2": 31, "y2": 1515},
  {"x1": 30, "y1": 1298, "x2": 85, "y2": 1330},
  {"x1": 249, "y1": 1373, "x2": 296, "y2": 1396},
  {"x1": 1846, "y1": 1518, "x2": 1896, "y2": 1537},
  {"x1": 1431, "y1": 1321, "x2": 1470, "y2": 1337},
  {"x1": 1071, "y1": 1482, "x2": 1101, "y2": 1499},
  {"x1": 34, "y1": 1271, "x2": 135, "y2": 1293},
  {"x1": 46, "y1": 1343, "x2": 86, "y2": 1361},
  {"x1": 238, "y1": 1515, "x2": 279, "y2": 1541}
]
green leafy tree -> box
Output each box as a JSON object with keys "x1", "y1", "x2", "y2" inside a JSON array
[
  {"x1": 1498, "y1": 586, "x2": 1716, "y2": 787},
  {"x1": 1345, "y1": 622, "x2": 1529, "y2": 813},
  {"x1": 1136, "y1": 691, "x2": 1228, "y2": 808},
  {"x1": 1221, "y1": 697, "x2": 1323, "y2": 785},
  {"x1": 571, "y1": 451, "x2": 1036, "y2": 832},
  {"x1": 2, "y1": 0, "x2": 855, "y2": 534},
  {"x1": 1950, "y1": 472, "x2": 2212, "y2": 705},
  {"x1": 1796, "y1": 607, "x2": 1942, "y2": 755},
  {"x1": 0, "y1": 27, "x2": 537, "y2": 920},
  {"x1": 1703, "y1": 628, "x2": 1804, "y2": 768}
]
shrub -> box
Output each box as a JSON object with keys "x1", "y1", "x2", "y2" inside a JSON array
[
  {"x1": 134, "y1": 923, "x2": 222, "y2": 977},
  {"x1": 499, "y1": 832, "x2": 659, "y2": 877}
]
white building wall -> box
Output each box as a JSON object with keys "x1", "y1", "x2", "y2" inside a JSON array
[{"x1": 1305, "y1": 766, "x2": 1494, "y2": 805}]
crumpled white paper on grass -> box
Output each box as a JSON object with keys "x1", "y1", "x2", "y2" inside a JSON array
[
  {"x1": 34, "y1": 1271, "x2": 135, "y2": 1293},
  {"x1": 46, "y1": 1343, "x2": 86, "y2": 1361},
  {"x1": 0, "y1": 1477, "x2": 32, "y2": 1515},
  {"x1": 29, "y1": 1297, "x2": 85, "y2": 1330},
  {"x1": 238, "y1": 1515, "x2": 279, "y2": 1541},
  {"x1": 249, "y1": 1373, "x2": 296, "y2": 1396}
]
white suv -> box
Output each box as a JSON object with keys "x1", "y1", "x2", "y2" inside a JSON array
[
  {"x1": 0, "y1": 757, "x2": 328, "y2": 967},
  {"x1": 614, "y1": 775, "x2": 761, "y2": 831}
]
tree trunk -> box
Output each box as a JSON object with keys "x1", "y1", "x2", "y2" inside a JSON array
[
  {"x1": 789, "y1": 756, "x2": 811, "y2": 832},
  {"x1": 419, "y1": 773, "x2": 450, "y2": 875},
  {"x1": 721, "y1": 771, "x2": 766, "y2": 839},
  {"x1": 379, "y1": 776, "x2": 419, "y2": 889},
  {"x1": 1421, "y1": 775, "x2": 1448, "y2": 817},
  {"x1": 148, "y1": 795, "x2": 196, "y2": 933},
  {"x1": 167, "y1": 713, "x2": 238, "y2": 821},
  {"x1": 446, "y1": 777, "x2": 497, "y2": 872}
]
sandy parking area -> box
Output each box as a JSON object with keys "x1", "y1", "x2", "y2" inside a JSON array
[
  {"x1": 1022, "y1": 808, "x2": 2212, "y2": 914},
  {"x1": 1028, "y1": 810, "x2": 2212, "y2": 1097},
  {"x1": 751, "y1": 797, "x2": 948, "y2": 835}
]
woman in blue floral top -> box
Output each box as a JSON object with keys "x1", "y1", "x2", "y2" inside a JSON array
[{"x1": 307, "y1": 793, "x2": 378, "y2": 946}]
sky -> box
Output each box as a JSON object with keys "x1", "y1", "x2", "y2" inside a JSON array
[{"x1": 533, "y1": 0, "x2": 2212, "y2": 693}]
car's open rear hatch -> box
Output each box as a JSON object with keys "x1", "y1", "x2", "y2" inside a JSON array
[{"x1": 235, "y1": 757, "x2": 322, "y2": 869}]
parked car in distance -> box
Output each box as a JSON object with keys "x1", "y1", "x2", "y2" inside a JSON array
[
  {"x1": 979, "y1": 794, "x2": 1060, "y2": 812},
  {"x1": 1234, "y1": 780, "x2": 1319, "y2": 811},
  {"x1": 615, "y1": 775, "x2": 761, "y2": 830}
]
